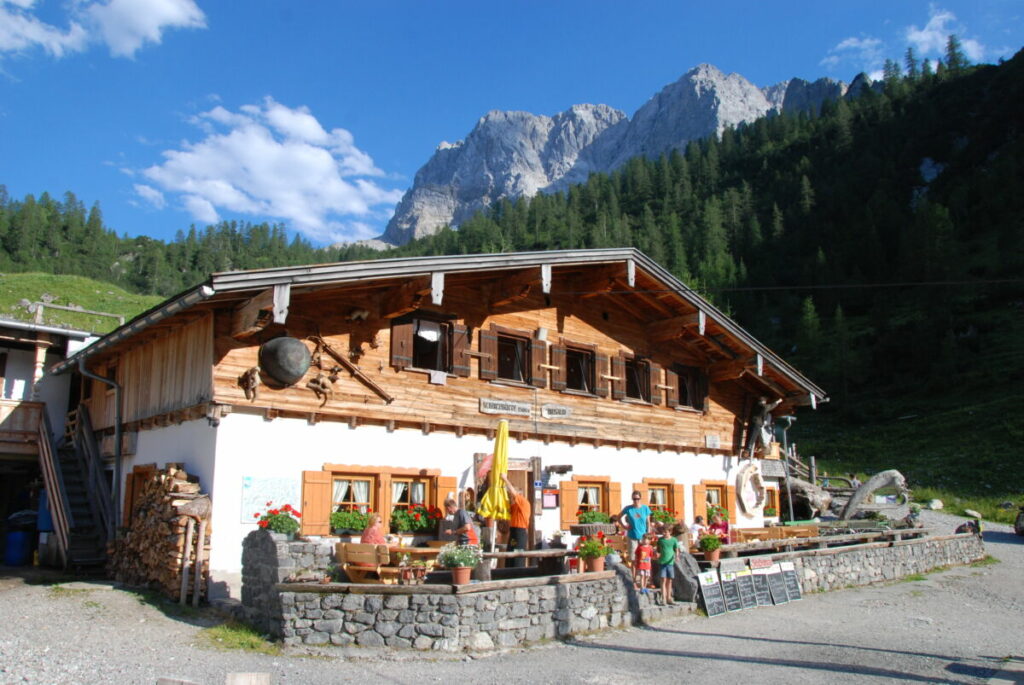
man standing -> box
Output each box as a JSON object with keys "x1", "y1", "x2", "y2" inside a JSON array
[
  {"x1": 443, "y1": 497, "x2": 478, "y2": 546},
  {"x1": 501, "y1": 474, "x2": 531, "y2": 567},
  {"x1": 619, "y1": 491, "x2": 652, "y2": 561}
]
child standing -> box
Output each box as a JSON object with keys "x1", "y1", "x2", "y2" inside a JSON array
[
  {"x1": 656, "y1": 525, "x2": 680, "y2": 605},
  {"x1": 633, "y1": 534, "x2": 655, "y2": 592}
]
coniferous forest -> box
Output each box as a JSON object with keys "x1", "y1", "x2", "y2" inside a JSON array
[{"x1": 2, "y1": 43, "x2": 1021, "y2": 501}]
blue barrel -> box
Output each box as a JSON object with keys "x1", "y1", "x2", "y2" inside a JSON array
[{"x1": 4, "y1": 531, "x2": 33, "y2": 566}]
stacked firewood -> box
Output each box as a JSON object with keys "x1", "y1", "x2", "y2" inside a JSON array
[{"x1": 109, "y1": 463, "x2": 212, "y2": 605}]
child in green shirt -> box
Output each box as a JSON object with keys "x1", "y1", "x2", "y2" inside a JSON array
[{"x1": 656, "y1": 527, "x2": 680, "y2": 605}]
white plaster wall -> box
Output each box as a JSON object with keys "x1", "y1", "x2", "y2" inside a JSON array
[
  {"x1": 206, "y1": 412, "x2": 767, "y2": 598},
  {"x1": 1, "y1": 346, "x2": 74, "y2": 436}
]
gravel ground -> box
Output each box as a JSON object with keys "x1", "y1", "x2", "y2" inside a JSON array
[{"x1": 1, "y1": 510, "x2": 1020, "y2": 684}]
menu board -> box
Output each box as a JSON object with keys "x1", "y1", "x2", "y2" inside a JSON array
[
  {"x1": 780, "y1": 561, "x2": 803, "y2": 600},
  {"x1": 766, "y1": 563, "x2": 790, "y2": 604},
  {"x1": 735, "y1": 569, "x2": 758, "y2": 610},
  {"x1": 698, "y1": 570, "x2": 727, "y2": 617},
  {"x1": 720, "y1": 571, "x2": 744, "y2": 612},
  {"x1": 751, "y1": 570, "x2": 774, "y2": 607}
]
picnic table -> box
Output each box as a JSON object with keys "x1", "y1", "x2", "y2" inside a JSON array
[{"x1": 475, "y1": 548, "x2": 576, "y2": 581}]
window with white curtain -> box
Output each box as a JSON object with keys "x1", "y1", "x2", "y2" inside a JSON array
[
  {"x1": 392, "y1": 477, "x2": 430, "y2": 508},
  {"x1": 577, "y1": 484, "x2": 603, "y2": 513},
  {"x1": 649, "y1": 486, "x2": 668, "y2": 510},
  {"x1": 332, "y1": 476, "x2": 374, "y2": 513}
]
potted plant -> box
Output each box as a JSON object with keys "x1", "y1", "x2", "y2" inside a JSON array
[
  {"x1": 763, "y1": 506, "x2": 778, "y2": 518},
  {"x1": 330, "y1": 508, "x2": 369, "y2": 535},
  {"x1": 698, "y1": 533, "x2": 722, "y2": 562},
  {"x1": 706, "y1": 504, "x2": 728, "y2": 522},
  {"x1": 390, "y1": 504, "x2": 444, "y2": 540},
  {"x1": 253, "y1": 501, "x2": 301, "y2": 540},
  {"x1": 436, "y1": 543, "x2": 482, "y2": 585},
  {"x1": 570, "y1": 510, "x2": 617, "y2": 537},
  {"x1": 651, "y1": 509, "x2": 677, "y2": 526},
  {"x1": 576, "y1": 533, "x2": 612, "y2": 572}
]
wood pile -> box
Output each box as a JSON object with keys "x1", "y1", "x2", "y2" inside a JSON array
[{"x1": 109, "y1": 463, "x2": 212, "y2": 604}]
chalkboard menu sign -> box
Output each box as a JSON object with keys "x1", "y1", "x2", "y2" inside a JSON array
[
  {"x1": 736, "y1": 570, "x2": 758, "y2": 610},
  {"x1": 766, "y1": 563, "x2": 790, "y2": 604},
  {"x1": 780, "y1": 561, "x2": 803, "y2": 600},
  {"x1": 751, "y1": 570, "x2": 773, "y2": 607},
  {"x1": 720, "y1": 571, "x2": 744, "y2": 612},
  {"x1": 698, "y1": 571, "x2": 727, "y2": 617}
]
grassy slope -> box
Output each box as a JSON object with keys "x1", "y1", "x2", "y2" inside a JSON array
[
  {"x1": 0, "y1": 272, "x2": 163, "y2": 334},
  {"x1": 795, "y1": 302, "x2": 1024, "y2": 523}
]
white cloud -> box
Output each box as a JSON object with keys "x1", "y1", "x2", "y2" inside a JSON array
[
  {"x1": 820, "y1": 35, "x2": 884, "y2": 74},
  {"x1": 906, "y1": 6, "x2": 985, "y2": 61},
  {"x1": 139, "y1": 98, "x2": 404, "y2": 243},
  {"x1": 0, "y1": 0, "x2": 205, "y2": 59},
  {"x1": 133, "y1": 183, "x2": 165, "y2": 209}
]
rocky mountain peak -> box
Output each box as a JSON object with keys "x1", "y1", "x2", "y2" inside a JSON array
[{"x1": 377, "y1": 63, "x2": 849, "y2": 247}]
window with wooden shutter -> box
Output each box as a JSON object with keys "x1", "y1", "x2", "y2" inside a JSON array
[
  {"x1": 478, "y1": 327, "x2": 498, "y2": 380},
  {"x1": 529, "y1": 339, "x2": 547, "y2": 388},
  {"x1": 692, "y1": 484, "x2": 707, "y2": 523},
  {"x1": 610, "y1": 354, "x2": 626, "y2": 400},
  {"x1": 434, "y1": 476, "x2": 458, "y2": 511},
  {"x1": 389, "y1": 320, "x2": 414, "y2": 370},
  {"x1": 649, "y1": 362, "x2": 663, "y2": 405},
  {"x1": 672, "y1": 365, "x2": 710, "y2": 411},
  {"x1": 451, "y1": 324, "x2": 470, "y2": 377},
  {"x1": 301, "y1": 470, "x2": 332, "y2": 535},
  {"x1": 664, "y1": 367, "x2": 680, "y2": 408},
  {"x1": 594, "y1": 352, "x2": 609, "y2": 397},
  {"x1": 550, "y1": 344, "x2": 567, "y2": 391},
  {"x1": 607, "y1": 481, "x2": 622, "y2": 518},
  {"x1": 671, "y1": 483, "x2": 686, "y2": 523},
  {"x1": 559, "y1": 480, "x2": 579, "y2": 529}
]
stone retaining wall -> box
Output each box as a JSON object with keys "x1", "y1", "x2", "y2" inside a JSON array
[
  {"x1": 784, "y1": 533, "x2": 985, "y2": 592},
  {"x1": 238, "y1": 530, "x2": 985, "y2": 651}
]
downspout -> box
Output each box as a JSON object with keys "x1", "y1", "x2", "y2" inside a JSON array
[{"x1": 78, "y1": 358, "x2": 121, "y2": 542}]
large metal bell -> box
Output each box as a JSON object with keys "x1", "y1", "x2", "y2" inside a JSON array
[{"x1": 258, "y1": 337, "x2": 311, "y2": 386}]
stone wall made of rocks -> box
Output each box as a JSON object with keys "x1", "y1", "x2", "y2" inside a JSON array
[{"x1": 783, "y1": 533, "x2": 985, "y2": 593}]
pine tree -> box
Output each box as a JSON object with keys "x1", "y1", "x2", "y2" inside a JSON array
[
  {"x1": 905, "y1": 47, "x2": 920, "y2": 80},
  {"x1": 944, "y1": 34, "x2": 969, "y2": 74}
]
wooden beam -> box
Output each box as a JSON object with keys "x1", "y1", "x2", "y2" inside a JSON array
[
  {"x1": 573, "y1": 262, "x2": 633, "y2": 299},
  {"x1": 489, "y1": 266, "x2": 551, "y2": 307},
  {"x1": 647, "y1": 311, "x2": 706, "y2": 342},
  {"x1": 709, "y1": 361, "x2": 745, "y2": 383},
  {"x1": 380, "y1": 276, "x2": 431, "y2": 319},
  {"x1": 230, "y1": 284, "x2": 289, "y2": 339}
]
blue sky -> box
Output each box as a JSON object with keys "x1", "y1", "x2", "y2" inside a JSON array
[{"x1": 1, "y1": 1, "x2": 1021, "y2": 246}]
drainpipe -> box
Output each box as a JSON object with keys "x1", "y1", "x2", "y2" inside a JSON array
[{"x1": 78, "y1": 358, "x2": 121, "y2": 542}]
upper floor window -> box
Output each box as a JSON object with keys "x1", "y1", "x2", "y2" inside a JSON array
[
  {"x1": 666, "y1": 364, "x2": 709, "y2": 411},
  {"x1": 624, "y1": 357, "x2": 650, "y2": 402},
  {"x1": 497, "y1": 334, "x2": 530, "y2": 383},
  {"x1": 565, "y1": 347, "x2": 595, "y2": 393},
  {"x1": 391, "y1": 315, "x2": 470, "y2": 377}
]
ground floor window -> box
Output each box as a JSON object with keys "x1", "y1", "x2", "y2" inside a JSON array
[
  {"x1": 333, "y1": 476, "x2": 374, "y2": 513},
  {"x1": 391, "y1": 477, "x2": 430, "y2": 509}
]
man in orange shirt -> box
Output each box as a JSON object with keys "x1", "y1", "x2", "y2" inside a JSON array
[{"x1": 502, "y1": 474, "x2": 531, "y2": 568}]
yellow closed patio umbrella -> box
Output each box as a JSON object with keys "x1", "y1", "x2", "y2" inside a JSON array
[{"x1": 476, "y1": 420, "x2": 510, "y2": 553}]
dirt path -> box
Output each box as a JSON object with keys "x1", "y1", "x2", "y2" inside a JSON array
[{"x1": 1, "y1": 510, "x2": 1020, "y2": 684}]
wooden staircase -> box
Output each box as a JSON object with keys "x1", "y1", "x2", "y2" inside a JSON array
[{"x1": 38, "y1": 407, "x2": 111, "y2": 570}]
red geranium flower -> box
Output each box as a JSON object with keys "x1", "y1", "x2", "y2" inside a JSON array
[
  {"x1": 294, "y1": 511, "x2": 301, "y2": 518},
  {"x1": 253, "y1": 513, "x2": 259, "y2": 519},
  {"x1": 257, "y1": 520, "x2": 268, "y2": 528},
  {"x1": 266, "y1": 501, "x2": 273, "y2": 507},
  {"x1": 597, "y1": 531, "x2": 605, "y2": 539}
]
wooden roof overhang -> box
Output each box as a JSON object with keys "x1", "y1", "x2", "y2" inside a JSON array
[{"x1": 47, "y1": 248, "x2": 826, "y2": 407}]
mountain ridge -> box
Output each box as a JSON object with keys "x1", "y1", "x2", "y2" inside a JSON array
[{"x1": 375, "y1": 64, "x2": 848, "y2": 247}]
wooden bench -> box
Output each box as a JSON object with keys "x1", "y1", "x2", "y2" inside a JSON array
[
  {"x1": 335, "y1": 542, "x2": 402, "y2": 584},
  {"x1": 734, "y1": 528, "x2": 774, "y2": 543}
]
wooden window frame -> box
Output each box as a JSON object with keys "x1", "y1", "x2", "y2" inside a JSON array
[
  {"x1": 497, "y1": 333, "x2": 530, "y2": 384},
  {"x1": 301, "y1": 463, "x2": 453, "y2": 535},
  {"x1": 331, "y1": 474, "x2": 377, "y2": 514},
  {"x1": 765, "y1": 487, "x2": 779, "y2": 515},
  {"x1": 390, "y1": 313, "x2": 470, "y2": 377},
  {"x1": 480, "y1": 324, "x2": 546, "y2": 388},
  {"x1": 692, "y1": 479, "x2": 737, "y2": 525},
  {"x1": 666, "y1": 364, "x2": 709, "y2": 412},
  {"x1": 391, "y1": 475, "x2": 432, "y2": 510},
  {"x1": 632, "y1": 478, "x2": 686, "y2": 522},
  {"x1": 559, "y1": 475, "x2": 622, "y2": 529}
]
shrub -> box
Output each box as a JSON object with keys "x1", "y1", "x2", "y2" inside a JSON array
[
  {"x1": 576, "y1": 533, "x2": 612, "y2": 559},
  {"x1": 330, "y1": 509, "x2": 369, "y2": 531},
  {"x1": 390, "y1": 504, "x2": 443, "y2": 533},
  {"x1": 253, "y1": 502, "x2": 300, "y2": 535},
  {"x1": 698, "y1": 534, "x2": 722, "y2": 552},
  {"x1": 437, "y1": 543, "x2": 482, "y2": 568},
  {"x1": 576, "y1": 510, "x2": 611, "y2": 524}
]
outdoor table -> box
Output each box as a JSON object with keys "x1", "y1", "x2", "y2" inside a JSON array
[
  {"x1": 388, "y1": 546, "x2": 441, "y2": 565},
  {"x1": 476, "y1": 549, "x2": 575, "y2": 581}
]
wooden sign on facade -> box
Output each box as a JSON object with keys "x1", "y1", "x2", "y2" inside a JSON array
[{"x1": 479, "y1": 398, "x2": 532, "y2": 417}]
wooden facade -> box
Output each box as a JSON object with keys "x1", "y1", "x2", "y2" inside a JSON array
[{"x1": 53, "y1": 249, "x2": 826, "y2": 557}]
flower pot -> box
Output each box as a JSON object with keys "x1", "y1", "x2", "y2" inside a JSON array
[
  {"x1": 570, "y1": 523, "x2": 618, "y2": 537},
  {"x1": 450, "y1": 566, "x2": 473, "y2": 585},
  {"x1": 584, "y1": 556, "x2": 605, "y2": 572},
  {"x1": 704, "y1": 548, "x2": 721, "y2": 563}
]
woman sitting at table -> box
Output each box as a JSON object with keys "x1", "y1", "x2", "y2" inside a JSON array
[
  {"x1": 709, "y1": 513, "x2": 730, "y2": 544},
  {"x1": 360, "y1": 513, "x2": 386, "y2": 545}
]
